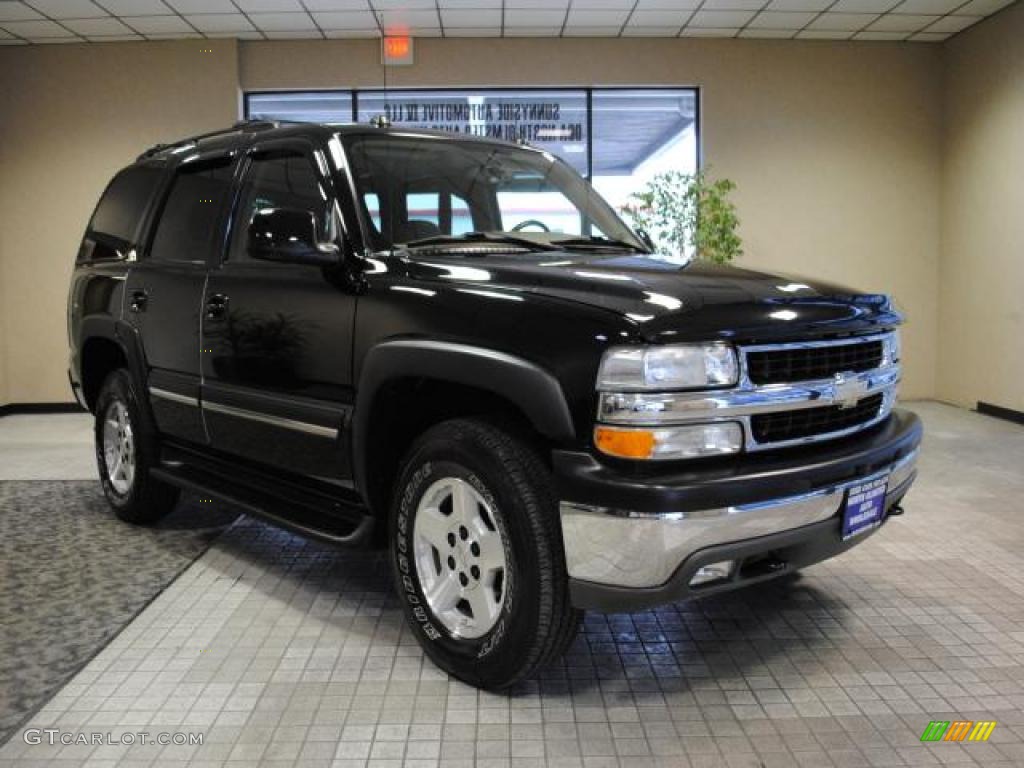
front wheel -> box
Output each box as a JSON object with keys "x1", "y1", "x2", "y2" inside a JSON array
[{"x1": 390, "y1": 419, "x2": 581, "y2": 689}]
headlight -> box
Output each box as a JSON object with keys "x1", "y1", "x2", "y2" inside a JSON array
[
  {"x1": 594, "y1": 422, "x2": 743, "y2": 460},
  {"x1": 597, "y1": 342, "x2": 738, "y2": 391}
]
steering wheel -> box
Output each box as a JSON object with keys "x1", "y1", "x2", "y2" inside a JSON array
[{"x1": 510, "y1": 219, "x2": 551, "y2": 233}]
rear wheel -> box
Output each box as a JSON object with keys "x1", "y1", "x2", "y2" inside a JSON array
[
  {"x1": 390, "y1": 418, "x2": 581, "y2": 689},
  {"x1": 94, "y1": 369, "x2": 179, "y2": 524}
]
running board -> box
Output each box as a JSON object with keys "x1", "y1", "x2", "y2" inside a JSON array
[{"x1": 150, "y1": 464, "x2": 375, "y2": 548}]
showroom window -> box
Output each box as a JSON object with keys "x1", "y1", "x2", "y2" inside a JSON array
[{"x1": 245, "y1": 88, "x2": 698, "y2": 213}]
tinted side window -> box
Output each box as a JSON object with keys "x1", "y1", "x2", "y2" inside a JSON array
[
  {"x1": 229, "y1": 152, "x2": 330, "y2": 263},
  {"x1": 149, "y1": 159, "x2": 235, "y2": 263},
  {"x1": 81, "y1": 165, "x2": 163, "y2": 261}
]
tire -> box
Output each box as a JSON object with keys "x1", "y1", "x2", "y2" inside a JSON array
[
  {"x1": 390, "y1": 418, "x2": 581, "y2": 689},
  {"x1": 94, "y1": 368, "x2": 179, "y2": 524}
]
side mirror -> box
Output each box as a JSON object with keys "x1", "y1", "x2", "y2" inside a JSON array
[{"x1": 247, "y1": 207, "x2": 341, "y2": 267}]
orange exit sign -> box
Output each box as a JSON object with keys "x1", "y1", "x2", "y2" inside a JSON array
[{"x1": 382, "y1": 35, "x2": 414, "y2": 66}]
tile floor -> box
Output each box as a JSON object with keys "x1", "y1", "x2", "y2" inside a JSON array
[{"x1": 1, "y1": 401, "x2": 1024, "y2": 767}]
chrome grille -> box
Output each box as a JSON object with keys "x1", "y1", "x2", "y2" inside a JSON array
[
  {"x1": 746, "y1": 340, "x2": 883, "y2": 385},
  {"x1": 751, "y1": 393, "x2": 884, "y2": 444}
]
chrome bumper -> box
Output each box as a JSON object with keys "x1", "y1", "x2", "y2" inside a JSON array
[{"x1": 560, "y1": 448, "x2": 918, "y2": 590}]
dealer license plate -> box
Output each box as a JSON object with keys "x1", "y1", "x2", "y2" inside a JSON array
[{"x1": 841, "y1": 474, "x2": 889, "y2": 540}]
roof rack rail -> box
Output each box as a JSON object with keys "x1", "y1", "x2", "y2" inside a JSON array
[{"x1": 136, "y1": 120, "x2": 282, "y2": 160}]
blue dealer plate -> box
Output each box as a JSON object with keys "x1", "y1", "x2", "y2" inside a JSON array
[{"x1": 841, "y1": 475, "x2": 889, "y2": 540}]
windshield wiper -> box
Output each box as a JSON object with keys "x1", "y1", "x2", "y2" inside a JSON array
[
  {"x1": 551, "y1": 236, "x2": 649, "y2": 253},
  {"x1": 400, "y1": 232, "x2": 560, "y2": 252}
]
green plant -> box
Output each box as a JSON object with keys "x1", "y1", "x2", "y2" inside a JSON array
[{"x1": 621, "y1": 169, "x2": 743, "y2": 265}]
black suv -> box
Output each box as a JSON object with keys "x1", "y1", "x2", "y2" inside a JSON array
[{"x1": 68, "y1": 120, "x2": 922, "y2": 688}]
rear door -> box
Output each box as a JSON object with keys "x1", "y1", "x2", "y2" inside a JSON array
[
  {"x1": 124, "y1": 152, "x2": 236, "y2": 444},
  {"x1": 200, "y1": 139, "x2": 357, "y2": 484}
]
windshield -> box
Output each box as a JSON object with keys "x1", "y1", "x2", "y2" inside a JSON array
[{"x1": 340, "y1": 133, "x2": 647, "y2": 254}]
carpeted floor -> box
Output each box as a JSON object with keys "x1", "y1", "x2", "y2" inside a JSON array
[{"x1": 0, "y1": 482, "x2": 236, "y2": 744}]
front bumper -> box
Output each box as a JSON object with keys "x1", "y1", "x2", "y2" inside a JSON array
[{"x1": 556, "y1": 409, "x2": 922, "y2": 612}]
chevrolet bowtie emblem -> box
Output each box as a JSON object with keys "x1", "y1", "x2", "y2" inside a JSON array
[{"x1": 833, "y1": 373, "x2": 868, "y2": 410}]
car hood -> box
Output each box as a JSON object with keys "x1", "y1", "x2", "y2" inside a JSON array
[{"x1": 403, "y1": 251, "x2": 901, "y2": 343}]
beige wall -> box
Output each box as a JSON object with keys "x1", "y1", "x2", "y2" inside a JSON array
[
  {"x1": 0, "y1": 40, "x2": 240, "y2": 405},
  {"x1": 0, "y1": 35, "x2": 944, "y2": 404},
  {"x1": 939, "y1": 3, "x2": 1024, "y2": 412}
]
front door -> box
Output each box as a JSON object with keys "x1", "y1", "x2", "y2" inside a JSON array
[
  {"x1": 200, "y1": 141, "x2": 357, "y2": 484},
  {"x1": 124, "y1": 154, "x2": 236, "y2": 444}
]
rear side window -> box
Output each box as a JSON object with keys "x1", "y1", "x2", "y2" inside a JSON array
[
  {"x1": 148, "y1": 158, "x2": 235, "y2": 263},
  {"x1": 80, "y1": 165, "x2": 162, "y2": 261}
]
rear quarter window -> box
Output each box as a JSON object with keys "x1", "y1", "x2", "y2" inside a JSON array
[{"x1": 81, "y1": 165, "x2": 163, "y2": 262}]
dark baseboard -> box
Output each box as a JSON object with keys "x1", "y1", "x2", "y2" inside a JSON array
[
  {"x1": 977, "y1": 401, "x2": 1024, "y2": 426},
  {"x1": 0, "y1": 402, "x2": 86, "y2": 418}
]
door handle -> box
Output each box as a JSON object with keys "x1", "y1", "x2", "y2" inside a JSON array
[
  {"x1": 205, "y1": 293, "x2": 229, "y2": 321},
  {"x1": 129, "y1": 290, "x2": 148, "y2": 313}
]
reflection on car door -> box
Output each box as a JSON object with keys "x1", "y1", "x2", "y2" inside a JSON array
[
  {"x1": 124, "y1": 154, "x2": 236, "y2": 444},
  {"x1": 200, "y1": 140, "x2": 357, "y2": 485}
]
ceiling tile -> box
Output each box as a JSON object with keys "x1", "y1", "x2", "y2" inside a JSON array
[
  {"x1": 688, "y1": 9, "x2": 756, "y2": 27},
  {"x1": 502, "y1": 25, "x2": 561, "y2": 35},
  {"x1": 233, "y1": 0, "x2": 303, "y2": 11},
  {"x1": 0, "y1": 36, "x2": 29, "y2": 42},
  {"x1": 910, "y1": 30, "x2": 950, "y2": 40},
  {"x1": 249, "y1": 11, "x2": 317, "y2": 29},
  {"x1": 124, "y1": 15, "x2": 191, "y2": 32},
  {"x1": 739, "y1": 28, "x2": 796, "y2": 36},
  {"x1": 853, "y1": 29, "x2": 908, "y2": 39},
  {"x1": 376, "y1": 9, "x2": 438, "y2": 27},
  {"x1": 867, "y1": 13, "x2": 938, "y2": 31},
  {"x1": 265, "y1": 28, "x2": 323, "y2": 37},
  {"x1": 438, "y1": 0, "x2": 501, "y2": 7},
  {"x1": 0, "y1": 2, "x2": 41, "y2": 21},
  {"x1": 747, "y1": 11, "x2": 818, "y2": 28},
  {"x1": 206, "y1": 29, "x2": 263, "y2": 37},
  {"x1": 185, "y1": 13, "x2": 255, "y2": 31},
  {"x1": 30, "y1": 35, "x2": 83, "y2": 42},
  {"x1": 629, "y1": 10, "x2": 691, "y2": 26},
  {"x1": 323, "y1": 27, "x2": 378, "y2": 36},
  {"x1": 63, "y1": 17, "x2": 132, "y2": 34},
  {"x1": 146, "y1": 31, "x2": 201, "y2": 37},
  {"x1": 88, "y1": 33, "x2": 143, "y2": 40},
  {"x1": 440, "y1": 8, "x2": 501, "y2": 27},
  {"x1": 164, "y1": 0, "x2": 236, "y2": 12},
  {"x1": 98, "y1": 0, "x2": 173, "y2": 14},
  {"x1": 955, "y1": 0, "x2": 1014, "y2": 13},
  {"x1": 565, "y1": 9, "x2": 629, "y2": 26},
  {"x1": 305, "y1": 0, "x2": 370, "y2": 9},
  {"x1": 569, "y1": 0, "x2": 633, "y2": 6},
  {"x1": 634, "y1": 0, "x2": 698, "y2": 7},
  {"x1": 679, "y1": 26, "x2": 740, "y2": 35},
  {"x1": 1, "y1": 18, "x2": 73, "y2": 35},
  {"x1": 27, "y1": 0, "x2": 107, "y2": 18},
  {"x1": 795, "y1": 29, "x2": 852, "y2": 37},
  {"x1": 766, "y1": 0, "x2": 830, "y2": 9},
  {"x1": 506, "y1": 0, "x2": 568, "y2": 6},
  {"x1": 892, "y1": 0, "x2": 963, "y2": 12},
  {"x1": 807, "y1": 12, "x2": 877, "y2": 29},
  {"x1": 563, "y1": 26, "x2": 623, "y2": 35},
  {"x1": 372, "y1": 0, "x2": 435, "y2": 8},
  {"x1": 443, "y1": 26, "x2": 501, "y2": 35},
  {"x1": 0, "y1": 24, "x2": 8, "y2": 34},
  {"x1": 925, "y1": 14, "x2": 982, "y2": 32},
  {"x1": 831, "y1": 0, "x2": 899, "y2": 10},
  {"x1": 504, "y1": 8, "x2": 565, "y2": 26},
  {"x1": 699, "y1": 0, "x2": 764, "y2": 9},
  {"x1": 312, "y1": 10, "x2": 374, "y2": 27},
  {"x1": 621, "y1": 25, "x2": 681, "y2": 35}
]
